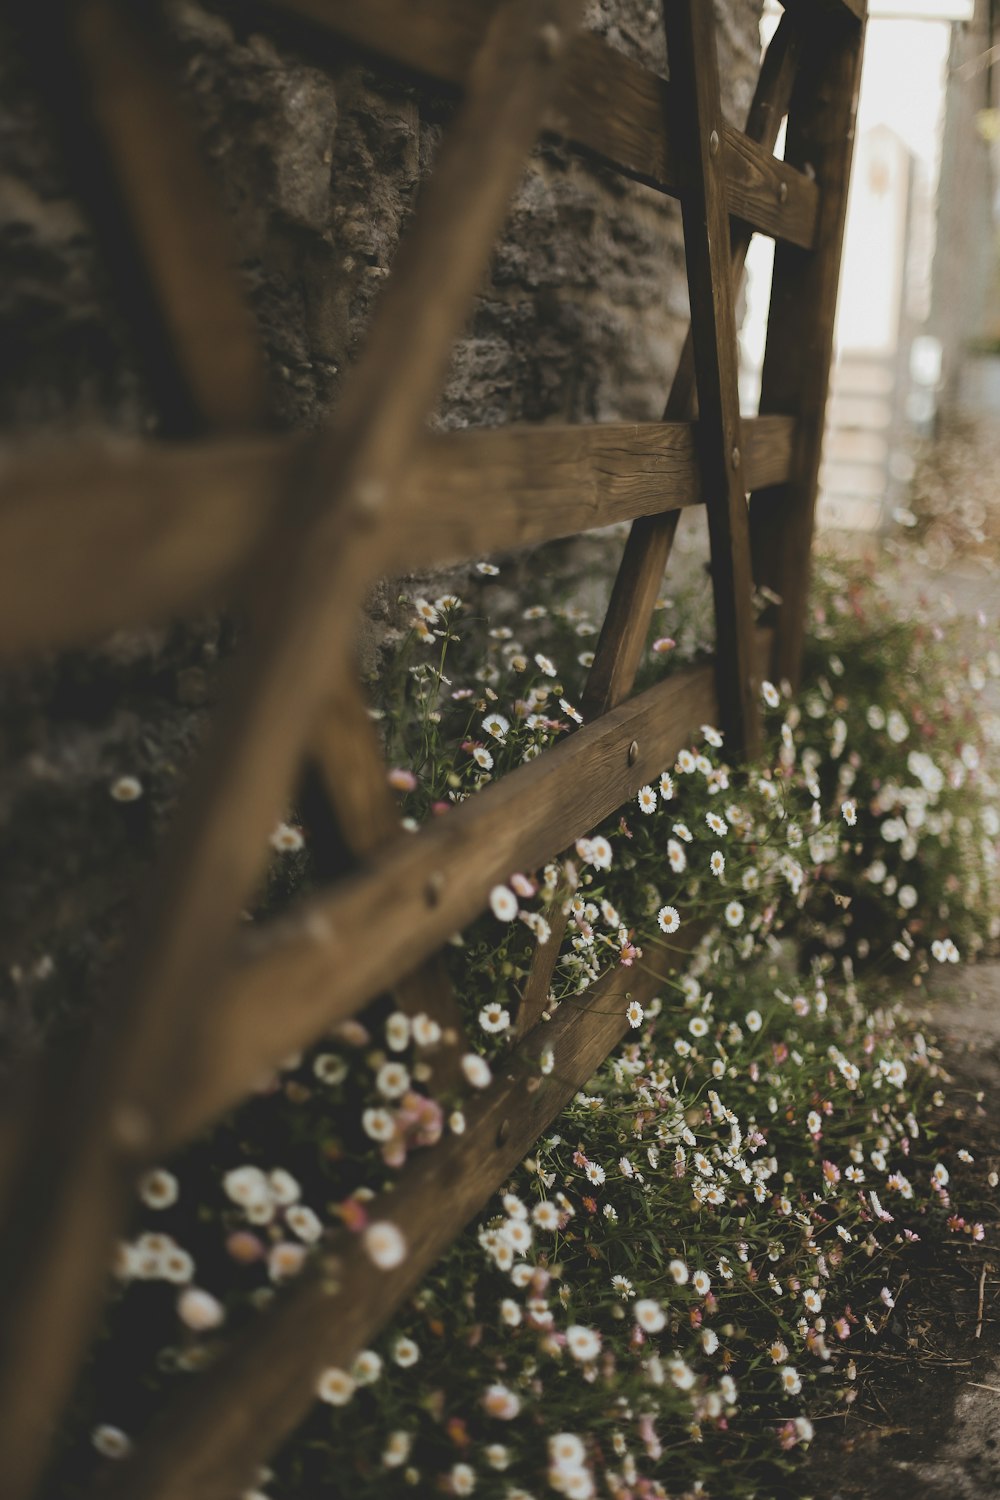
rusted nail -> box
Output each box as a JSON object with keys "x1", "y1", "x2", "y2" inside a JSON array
[
  {"x1": 627, "y1": 740, "x2": 639, "y2": 766},
  {"x1": 425, "y1": 870, "x2": 445, "y2": 906},
  {"x1": 730, "y1": 446, "x2": 741, "y2": 471},
  {"x1": 709, "y1": 129, "x2": 720, "y2": 158},
  {"x1": 778, "y1": 180, "x2": 788, "y2": 204},
  {"x1": 496, "y1": 1118, "x2": 511, "y2": 1147}
]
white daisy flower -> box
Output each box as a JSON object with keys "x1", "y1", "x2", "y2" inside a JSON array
[
  {"x1": 667, "y1": 838, "x2": 687, "y2": 873},
  {"x1": 482, "y1": 712, "x2": 510, "y2": 741},
  {"x1": 110, "y1": 776, "x2": 143, "y2": 804},
  {"x1": 92, "y1": 1425, "x2": 132, "y2": 1459},
  {"x1": 634, "y1": 1298, "x2": 666, "y2": 1333},
  {"x1": 317, "y1": 1367, "x2": 355, "y2": 1405},
  {"x1": 479, "y1": 1003, "x2": 511, "y2": 1034},
  {"x1": 489, "y1": 885, "x2": 519, "y2": 921},
  {"x1": 375, "y1": 1062, "x2": 410, "y2": 1099},
  {"x1": 657, "y1": 906, "x2": 680, "y2": 934},
  {"x1": 637, "y1": 785, "x2": 657, "y2": 815},
  {"x1": 566, "y1": 1324, "x2": 601, "y2": 1361},
  {"x1": 462, "y1": 1053, "x2": 492, "y2": 1089},
  {"x1": 363, "y1": 1220, "x2": 407, "y2": 1270},
  {"x1": 392, "y1": 1336, "x2": 420, "y2": 1367},
  {"x1": 139, "y1": 1168, "x2": 178, "y2": 1210},
  {"x1": 177, "y1": 1286, "x2": 224, "y2": 1331}
]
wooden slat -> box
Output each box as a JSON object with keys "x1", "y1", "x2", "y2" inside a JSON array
[
  {"x1": 0, "y1": 416, "x2": 795, "y2": 657},
  {"x1": 782, "y1": 0, "x2": 866, "y2": 22},
  {"x1": 153, "y1": 630, "x2": 772, "y2": 1152},
  {"x1": 309, "y1": 680, "x2": 469, "y2": 1086},
  {"x1": 664, "y1": 0, "x2": 761, "y2": 757},
  {"x1": 578, "y1": 13, "x2": 800, "y2": 727},
  {"x1": 102, "y1": 929, "x2": 695, "y2": 1500},
  {"x1": 0, "y1": 9, "x2": 584, "y2": 1498},
  {"x1": 513, "y1": 14, "x2": 800, "y2": 1040},
  {"x1": 268, "y1": 0, "x2": 819, "y2": 248},
  {"x1": 750, "y1": 8, "x2": 867, "y2": 687}
]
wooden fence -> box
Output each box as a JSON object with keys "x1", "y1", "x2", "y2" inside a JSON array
[{"x1": 0, "y1": 1, "x2": 866, "y2": 1496}]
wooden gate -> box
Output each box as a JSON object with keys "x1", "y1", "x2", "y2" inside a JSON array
[{"x1": 0, "y1": 1, "x2": 866, "y2": 1495}]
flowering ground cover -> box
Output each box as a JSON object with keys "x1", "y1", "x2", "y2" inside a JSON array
[{"x1": 53, "y1": 554, "x2": 999, "y2": 1500}]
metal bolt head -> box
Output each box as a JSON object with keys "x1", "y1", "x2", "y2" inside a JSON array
[
  {"x1": 537, "y1": 22, "x2": 562, "y2": 62},
  {"x1": 709, "y1": 129, "x2": 720, "y2": 158},
  {"x1": 112, "y1": 1102, "x2": 152, "y2": 1154},
  {"x1": 778, "y1": 180, "x2": 788, "y2": 204},
  {"x1": 354, "y1": 479, "x2": 385, "y2": 525},
  {"x1": 425, "y1": 870, "x2": 445, "y2": 906},
  {"x1": 496, "y1": 1118, "x2": 511, "y2": 1147},
  {"x1": 730, "y1": 446, "x2": 741, "y2": 471},
  {"x1": 627, "y1": 739, "x2": 639, "y2": 766}
]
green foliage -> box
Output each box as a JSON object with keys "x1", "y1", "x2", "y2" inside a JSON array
[{"x1": 59, "y1": 554, "x2": 998, "y2": 1500}]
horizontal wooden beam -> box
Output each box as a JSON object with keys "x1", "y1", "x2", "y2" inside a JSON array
[
  {"x1": 267, "y1": 0, "x2": 819, "y2": 247},
  {"x1": 101, "y1": 927, "x2": 693, "y2": 1500},
  {"x1": 156, "y1": 629, "x2": 771, "y2": 1150},
  {"x1": 0, "y1": 416, "x2": 793, "y2": 657},
  {"x1": 781, "y1": 0, "x2": 866, "y2": 22}
]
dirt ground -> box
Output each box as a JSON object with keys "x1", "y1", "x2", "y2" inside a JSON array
[
  {"x1": 801, "y1": 961, "x2": 1000, "y2": 1500},
  {"x1": 800, "y1": 470, "x2": 1000, "y2": 1498}
]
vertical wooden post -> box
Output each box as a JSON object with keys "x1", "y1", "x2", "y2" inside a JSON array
[
  {"x1": 515, "y1": 17, "x2": 801, "y2": 1037},
  {"x1": 750, "y1": 3, "x2": 867, "y2": 688},
  {"x1": 663, "y1": 0, "x2": 762, "y2": 758}
]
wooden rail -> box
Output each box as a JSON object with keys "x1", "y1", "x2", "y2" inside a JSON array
[
  {"x1": 0, "y1": 1, "x2": 867, "y2": 1497},
  {"x1": 0, "y1": 415, "x2": 794, "y2": 656}
]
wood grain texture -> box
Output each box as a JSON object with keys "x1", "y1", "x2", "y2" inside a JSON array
[
  {"x1": 157, "y1": 630, "x2": 773, "y2": 1151},
  {"x1": 102, "y1": 927, "x2": 699, "y2": 1500},
  {"x1": 267, "y1": 0, "x2": 819, "y2": 247},
  {"x1": 781, "y1": 0, "x2": 866, "y2": 23},
  {"x1": 309, "y1": 678, "x2": 469, "y2": 1086},
  {"x1": 664, "y1": 0, "x2": 761, "y2": 758},
  {"x1": 750, "y1": 7, "x2": 866, "y2": 687},
  {"x1": 0, "y1": 417, "x2": 795, "y2": 657},
  {"x1": 0, "y1": 8, "x2": 584, "y2": 1497},
  {"x1": 580, "y1": 12, "x2": 800, "y2": 730}
]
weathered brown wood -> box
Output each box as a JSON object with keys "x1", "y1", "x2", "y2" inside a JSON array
[
  {"x1": 513, "y1": 16, "x2": 800, "y2": 1033},
  {"x1": 782, "y1": 0, "x2": 866, "y2": 23},
  {"x1": 750, "y1": 7, "x2": 867, "y2": 687},
  {"x1": 664, "y1": 0, "x2": 761, "y2": 758},
  {"x1": 155, "y1": 630, "x2": 772, "y2": 1151},
  {"x1": 269, "y1": 0, "x2": 819, "y2": 247},
  {"x1": 579, "y1": 12, "x2": 800, "y2": 727},
  {"x1": 0, "y1": 9, "x2": 584, "y2": 1497},
  {"x1": 309, "y1": 679, "x2": 469, "y2": 1085},
  {"x1": 101, "y1": 927, "x2": 696, "y2": 1500},
  {"x1": 69, "y1": 0, "x2": 272, "y2": 432},
  {"x1": 0, "y1": 416, "x2": 795, "y2": 657}
]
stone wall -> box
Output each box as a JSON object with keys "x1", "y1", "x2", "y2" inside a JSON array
[{"x1": 0, "y1": 0, "x2": 763, "y2": 1056}]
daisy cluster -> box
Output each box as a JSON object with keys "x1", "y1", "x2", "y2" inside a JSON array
[
  {"x1": 260, "y1": 933, "x2": 985, "y2": 1500},
  {"x1": 65, "y1": 555, "x2": 997, "y2": 1500},
  {"x1": 792, "y1": 561, "x2": 1000, "y2": 970}
]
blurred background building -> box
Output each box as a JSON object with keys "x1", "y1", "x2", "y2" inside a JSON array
[{"x1": 742, "y1": 0, "x2": 1000, "y2": 534}]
